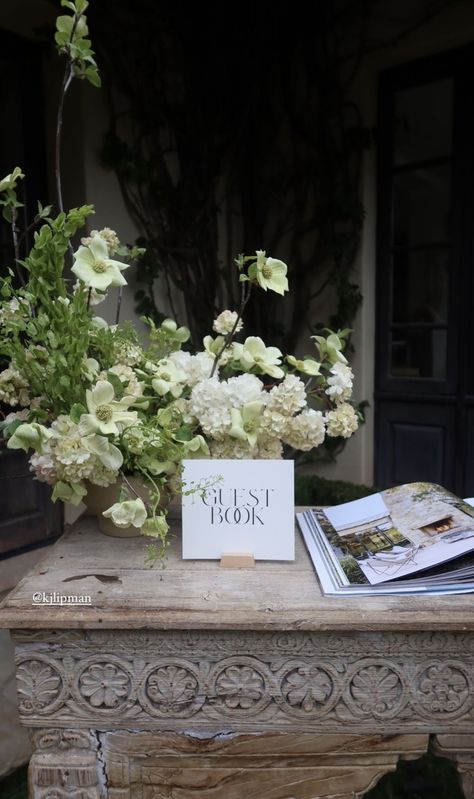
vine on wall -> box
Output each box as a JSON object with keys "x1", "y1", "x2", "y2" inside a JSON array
[{"x1": 90, "y1": 0, "x2": 368, "y2": 352}]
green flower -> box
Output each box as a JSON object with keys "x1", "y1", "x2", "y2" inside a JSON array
[
  {"x1": 72, "y1": 235, "x2": 128, "y2": 290},
  {"x1": 7, "y1": 422, "x2": 52, "y2": 453},
  {"x1": 102, "y1": 498, "x2": 148, "y2": 528},
  {"x1": 184, "y1": 435, "x2": 210, "y2": 458},
  {"x1": 83, "y1": 434, "x2": 123, "y2": 470},
  {"x1": 151, "y1": 360, "x2": 186, "y2": 398},
  {"x1": 78, "y1": 380, "x2": 138, "y2": 436},
  {"x1": 161, "y1": 318, "x2": 190, "y2": 344},
  {"x1": 253, "y1": 250, "x2": 288, "y2": 295},
  {"x1": 142, "y1": 515, "x2": 169, "y2": 538},
  {"x1": 52, "y1": 481, "x2": 87, "y2": 506},
  {"x1": 286, "y1": 355, "x2": 321, "y2": 376},
  {"x1": 0, "y1": 167, "x2": 24, "y2": 192},
  {"x1": 312, "y1": 333, "x2": 348, "y2": 365},
  {"x1": 233, "y1": 336, "x2": 284, "y2": 379},
  {"x1": 229, "y1": 401, "x2": 263, "y2": 448}
]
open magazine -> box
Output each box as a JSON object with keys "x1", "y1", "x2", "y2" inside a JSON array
[{"x1": 296, "y1": 482, "x2": 474, "y2": 596}]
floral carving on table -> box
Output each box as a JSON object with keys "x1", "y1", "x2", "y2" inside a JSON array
[
  {"x1": 145, "y1": 665, "x2": 199, "y2": 712},
  {"x1": 347, "y1": 663, "x2": 404, "y2": 718},
  {"x1": 417, "y1": 664, "x2": 469, "y2": 715},
  {"x1": 16, "y1": 658, "x2": 63, "y2": 714},
  {"x1": 281, "y1": 664, "x2": 334, "y2": 715},
  {"x1": 79, "y1": 662, "x2": 130, "y2": 708},
  {"x1": 214, "y1": 661, "x2": 268, "y2": 712}
]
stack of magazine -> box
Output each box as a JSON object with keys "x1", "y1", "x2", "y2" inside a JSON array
[{"x1": 296, "y1": 482, "x2": 474, "y2": 595}]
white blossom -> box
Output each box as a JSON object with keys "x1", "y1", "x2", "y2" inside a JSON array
[
  {"x1": 265, "y1": 374, "x2": 306, "y2": 416},
  {"x1": 326, "y1": 362, "x2": 353, "y2": 402},
  {"x1": 212, "y1": 310, "x2": 243, "y2": 335},
  {"x1": 283, "y1": 409, "x2": 326, "y2": 451},
  {"x1": 326, "y1": 403, "x2": 358, "y2": 438}
]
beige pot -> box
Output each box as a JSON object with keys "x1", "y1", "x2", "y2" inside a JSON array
[{"x1": 84, "y1": 477, "x2": 168, "y2": 538}]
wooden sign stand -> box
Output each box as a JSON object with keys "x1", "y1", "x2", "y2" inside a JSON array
[{"x1": 220, "y1": 553, "x2": 256, "y2": 569}]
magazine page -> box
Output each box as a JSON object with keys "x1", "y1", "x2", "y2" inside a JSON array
[
  {"x1": 296, "y1": 510, "x2": 474, "y2": 595},
  {"x1": 316, "y1": 482, "x2": 474, "y2": 585}
]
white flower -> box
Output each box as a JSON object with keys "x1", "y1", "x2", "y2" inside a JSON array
[
  {"x1": 254, "y1": 250, "x2": 289, "y2": 295},
  {"x1": 82, "y1": 358, "x2": 100, "y2": 382},
  {"x1": 209, "y1": 438, "x2": 256, "y2": 459},
  {"x1": 265, "y1": 374, "x2": 306, "y2": 416},
  {"x1": 213, "y1": 310, "x2": 243, "y2": 335},
  {"x1": 30, "y1": 452, "x2": 56, "y2": 485},
  {"x1": 151, "y1": 359, "x2": 186, "y2": 398},
  {"x1": 283, "y1": 409, "x2": 326, "y2": 451},
  {"x1": 229, "y1": 401, "x2": 264, "y2": 448},
  {"x1": 326, "y1": 362, "x2": 353, "y2": 402},
  {"x1": 256, "y1": 438, "x2": 283, "y2": 459},
  {"x1": 113, "y1": 341, "x2": 143, "y2": 366},
  {"x1": 168, "y1": 350, "x2": 215, "y2": 387},
  {"x1": 233, "y1": 336, "x2": 284, "y2": 379},
  {"x1": 203, "y1": 335, "x2": 234, "y2": 366},
  {"x1": 104, "y1": 364, "x2": 144, "y2": 399},
  {"x1": 72, "y1": 235, "x2": 128, "y2": 290},
  {"x1": 187, "y1": 378, "x2": 232, "y2": 438},
  {"x1": 103, "y1": 498, "x2": 147, "y2": 528},
  {"x1": 326, "y1": 403, "x2": 358, "y2": 438},
  {"x1": 78, "y1": 380, "x2": 138, "y2": 435},
  {"x1": 81, "y1": 227, "x2": 120, "y2": 255},
  {"x1": 0, "y1": 367, "x2": 30, "y2": 406},
  {"x1": 225, "y1": 373, "x2": 265, "y2": 407}
]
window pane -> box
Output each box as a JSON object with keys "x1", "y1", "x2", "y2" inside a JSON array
[
  {"x1": 392, "y1": 250, "x2": 449, "y2": 324},
  {"x1": 394, "y1": 79, "x2": 453, "y2": 165},
  {"x1": 393, "y1": 165, "x2": 451, "y2": 246},
  {"x1": 390, "y1": 328, "x2": 447, "y2": 379}
]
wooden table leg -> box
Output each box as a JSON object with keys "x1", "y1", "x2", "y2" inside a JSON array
[
  {"x1": 27, "y1": 728, "x2": 104, "y2": 799},
  {"x1": 433, "y1": 735, "x2": 474, "y2": 799}
]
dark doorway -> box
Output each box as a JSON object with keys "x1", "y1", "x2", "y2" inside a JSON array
[
  {"x1": 0, "y1": 30, "x2": 63, "y2": 558},
  {"x1": 375, "y1": 45, "x2": 474, "y2": 496}
]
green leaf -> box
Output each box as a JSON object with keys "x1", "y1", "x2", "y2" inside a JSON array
[
  {"x1": 84, "y1": 66, "x2": 101, "y2": 88},
  {"x1": 59, "y1": 375, "x2": 70, "y2": 388},
  {"x1": 56, "y1": 15, "x2": 74, "y2": 34},
  {"x1": 70, "y1": 402, "x2": 87, "y2": 423},
  {"x1": 106, "y1": 371, "x2": 124, "y2": 398}
]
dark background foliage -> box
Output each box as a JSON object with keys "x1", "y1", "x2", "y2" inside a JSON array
[{"x1": 88, "y1": 0, "x2": 367, "y2": 351}]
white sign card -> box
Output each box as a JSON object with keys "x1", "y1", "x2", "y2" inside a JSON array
[{"x1": 181, "y1": 459, "x2": 295, "y2": 560}]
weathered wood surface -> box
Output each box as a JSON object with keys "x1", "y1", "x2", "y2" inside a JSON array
[
  {"x1": 102, "y1": 731, "x2": 429, "y2": 799},
  {"x1": 1, "y1": 514, "x2": 474, "y2": 630}
]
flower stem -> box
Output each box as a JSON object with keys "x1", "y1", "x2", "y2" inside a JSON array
[{"x1": 209, "y1": 282, "x2": 252, "y2": 377}]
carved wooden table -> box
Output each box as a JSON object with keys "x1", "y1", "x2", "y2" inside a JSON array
[{"x1": 0, "y1": 516, "x2": 473, "y2": 799}]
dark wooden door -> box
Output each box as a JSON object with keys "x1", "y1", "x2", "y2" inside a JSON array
[{"x1": 375, "y1": 46, "x2": 474, "y2": 496}]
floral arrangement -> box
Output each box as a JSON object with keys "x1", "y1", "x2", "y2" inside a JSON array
[{"x1": 0, "y1": 0, "x2": 359, "y2": 556}]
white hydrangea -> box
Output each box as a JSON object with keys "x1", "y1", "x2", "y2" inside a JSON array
[
  {"x1": 168, "y1": 350, "x2": 215, "y2": 387},
  {"x1": 4, "y1": 409, "x2": 29, "y2": 424},
  {"x1": 187, "y1": 378, "x2": 232, "y2": 438},
  {"x1": 212, "y1": 310, "x2": 243, "y2": 335},
  {"x1": 50, "y1": 416, "x2": 96, "y2": 482},
  {"x1": 0, "y1": 367, "x2": 30, "y2": 406},
  {"x1": 256, "y1": 438, "x2": 283, "y2": 459},
  {"x1": 29, "y1": 452, "x2": 57, "y2": 485},
  {"x1": 114, "y1": 341, "x2": 143, "y2": 367},
  {"x1": 326, "y1": 403, "x2": 359, "y2": 438},
  {"x1": 81, "y1": 227, "x2": 120, "y2": 255},
  {"x1": 265, "y1": 374, "x2": 306, "y2": 416},
  {"x1": 326, "y1": 362, "x2": 353, "y2": 402},
  {"x1": 86, "y1": 463, "x2": 118, "y2": 487},
  {"x1": 260, "y1": 408, "x2": 291, "y2": 439},
  {"x1": 101, "y1": 364, "x2": 144, "y2": 399},
  {"x1": 209, "y1": 439, "x2": 256, "y2": 459},
  {"x1": 283, "y1": 409, "x2": 326, "y2": 451},
  {"x1": 225, "y1": 373, "x2": 265, "y2": 407}
]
